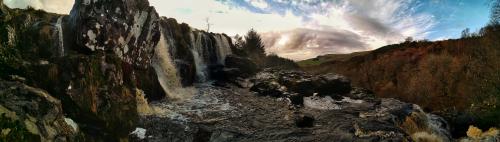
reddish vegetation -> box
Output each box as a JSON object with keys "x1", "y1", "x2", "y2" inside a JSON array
[{"x1": 300, "y1": 26, "x2": 500, "y2": 131}]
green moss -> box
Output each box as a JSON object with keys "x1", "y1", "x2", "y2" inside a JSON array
[
  {"x1": 0, "y1": 44, "x2": 23, "y2": 78},
  {"x1": 264, "y1": 54, "x2": 299, "y2": 70},
  {"x1": 0, "y1": 114, "x2": 39, "y2": 142},
  {"x1": 298, "y1": 59, "x2": 324, "y2": 67},
  {"x1": 475, "y1": 108, "x2": 500, "y2": 129},
  {"x1": 0, "y1": 5, "x2": 60, "y2": 79}
]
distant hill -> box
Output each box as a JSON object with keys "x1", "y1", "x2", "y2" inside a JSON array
[
  {"x1": 299, "y1": 25, "x2": 500, "y2": 136},
  {"x1": 298, "y1": 51, "x2": 370, "y2": 67}
]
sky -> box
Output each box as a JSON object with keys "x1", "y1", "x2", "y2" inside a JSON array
[{"x1": 3, "y1": 0, "x2": 493, "y2": 60}]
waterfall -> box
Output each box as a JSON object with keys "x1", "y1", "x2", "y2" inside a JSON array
[
  {"x1": 214, "y1": 34, "x2": 232, "y2": 65},
  {"x1": 56, "y1": 16, "x2": 65, "y2": 57},
  {"x1": 408, "y1": 105, "x2": 452, "y2": 142},
  {"x1": 190, "y1": 31, "x2": 208, "y2": 82},
  {"x1": 425, "y1": 114, "x2": 452, "y2": 141},
  {"x1": 152, "y1": 33, "x2": 194, "y2": 100}
]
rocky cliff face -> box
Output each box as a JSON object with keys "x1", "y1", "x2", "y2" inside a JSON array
[{"x1": 68, "y1": 0, "x2": 161, "y2": 68}]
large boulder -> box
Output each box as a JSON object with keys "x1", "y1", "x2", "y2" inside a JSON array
[
  {"x1": 208, "y1": 55, "x2": 258, "y2": 87},
  {"x1": 224, "y1": 55, "x2": 259, "y2": 78},
  {"x1": 68, "y1": 0, "x2": 161, "y2": 69},
  {"x1": 250, "y1": 80, "x2": 286, "y2": 97},
  {"x1": 250, "y1": 69, "x2": 352, "y2": 102},
  {"x1": 313, "y1": 73, "x2": 352, "y2": 96},
  {"x1": 0, "y1": 79, "x2": 79, "y2": 141}
]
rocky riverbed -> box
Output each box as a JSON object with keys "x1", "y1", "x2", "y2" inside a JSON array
[{"x1": 132, "y1": 70, "x2": 452, "y2": 142}]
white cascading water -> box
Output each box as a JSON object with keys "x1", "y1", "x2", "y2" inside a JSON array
[
  {"x1": 152, "y1": 33, "x2": 195, "y2": 100},
  {"x1": 214, "y1": 34, "x2": 232, "y2": 65},
  {"x1": 425, "y1": 113, "x2": 452, "y2": 141},
  {"x1": 408, "y1": 104, "x2": 452, "y2": 141},
  {"x1": 190, "y1": 31, "x2": 208, "y2": 82},
  {"x1": 56, "y1": 16, "x2": 65, "y2": 57}
]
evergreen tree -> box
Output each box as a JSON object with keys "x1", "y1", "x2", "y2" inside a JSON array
[{"x1": 243, "y1": 29, "x2": 266, "y2": 64}]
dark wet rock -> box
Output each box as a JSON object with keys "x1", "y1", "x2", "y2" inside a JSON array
[
  {"x1": 313, "y1": 73, "x2": 352, "y2": 97},
  {"x1": 348, "y1": 87, "x2": 376, "y2": 100},
  {"x1": 0, "y1": 79, "x2": 80, "y2": 141},
  {"x1": 56, "y1": 54, "x2": 139, "y2": 138},
  {"x1": 224, "y1": 55, "x2": 259, "y2": 78},
  {"x1": 288, "y1": 93, "x2": 304, "y2": 106},
  {"x1": 209, "y1": 65, "x2": 237, "y2": 81},
  {"x1": 294, "y1": 114, "x2": 315, "y2": 128},
  {"x1": 174, "y1": 59, "x2": 197, "y2": 86},
  {"x1": 250, "y1": 80, "x2": 285, "y2": 97},
  {"x1": 250, "y1": 69, "x2": 353, "y2": 104},
  {"x1": 69, "y1": 0, "x2": 161, "y2": 69}
]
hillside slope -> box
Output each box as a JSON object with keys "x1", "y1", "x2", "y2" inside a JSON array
[{"x1": 300, "y1": 26, "x2": 500, "y2": 136}]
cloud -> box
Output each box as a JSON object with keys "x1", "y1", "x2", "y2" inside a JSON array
[
  {"x1": 149, "y1": 0, "x2": 304, "y2": 36},
  {"x1": 246, "y1": 0, "x2": 269, "y2": 9},
  {"x1": 3, "y1": 0, "x2": 73, "y2": 14},
  {"x1": 262, "y1": 28, "x2": 369, "y2": 61},
  {"x1": 256, "y1": 0, "x2": 436, "y2": 60},
  {"x1": 345, "y1": 14, "x2": 394, "y2": 37}
]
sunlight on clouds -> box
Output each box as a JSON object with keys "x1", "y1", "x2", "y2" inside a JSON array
[
  {"x1": 257, "y1": 0, "x2": 436, "y2": 60},
  {"x1": 3, "y1": 0, "x2": 73, "y2": 14},
  {"x1": 246, "y1": 0, "x2": 269, "y2": 9},
  {"x1": 150, "y1": 0, "x2": 303, "y2": 36},
  {"x1": 277, "y1": 35, "x2": 290, "y2": 46}
]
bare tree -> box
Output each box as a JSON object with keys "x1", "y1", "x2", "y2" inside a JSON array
[
  {"x1": 405, "y1": 37, "x2": 414, "y2": 43},
  {"x1": 461, "y1": 28, "x2": 471, "y2": 38},
  {"x1": 205, "y1": 17, "x2": 213, "y2": 32},
  {"x1": 491, "y1": 0, "x2": 500, "y2": 25}
]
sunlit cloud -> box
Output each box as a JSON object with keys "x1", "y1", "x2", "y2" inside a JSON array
[
  {"x1": 246, "y1": 0, "x2": 269, "y2": 9},
  {"x1": 3, "y1": 0, "x2": 73, "y2": 14}
]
